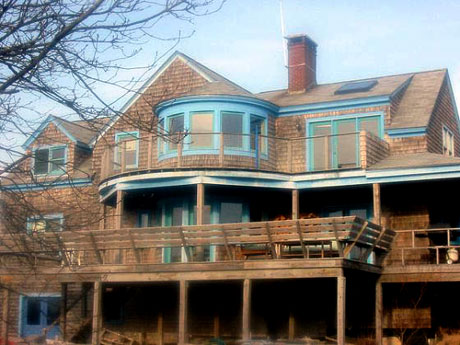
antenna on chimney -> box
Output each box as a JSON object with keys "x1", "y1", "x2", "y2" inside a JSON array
[{"x1": 279, "y1": 0, "x2": 288, "y2": 68}]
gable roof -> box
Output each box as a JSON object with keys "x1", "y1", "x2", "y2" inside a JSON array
[
  {"x1": 22, "y1": 115, "x2": 99, "y2": 150},
  {"x1": 91, "y1": 51, "x2": 251, "y2": 145}
]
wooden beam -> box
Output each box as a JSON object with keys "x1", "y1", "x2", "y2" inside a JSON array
[
  {"x1": 332, "y1": 220, "x2": 344, "y2": 257},
  {"x1": 178, "y1": 227, "x2": 191, "y2": 262},
  {"x1": 242, "y1": 279, "x2": 251, "y2": 341},
  {"x1": 337, "y1": 276, "x2": 346, "y2": 345},
  {"x1": 375, "y1": 281, "x2": 383, "y2": 345},
  {"x1": 213, "y1": 313, "x2": 219, "y2": 338},
  {"x1": 220, "y1": 227, "x2": 233, "y2": 260},
  {"x1": 288, "y1": 312, "x2": 295, "y2": 341},
  {"x1": 61, "y1": 283, "x2": 68, "y2": 341},
  {"x1": 178, "y1": 280, "x2": 188, "y2": 345},
  {"x1": 91, "y1": 281, "x2": 102, "y2": 345},
  {"x1": 196, "y1": 183, "x2": 205, "y2": 226},
  {"x1": 296, "y1": 221, "x2": 308, "y2": 258},
  {"x1": 1, "y1": 287, "x2": 9, "y2": 345},
  {"x1": 343, "y1": 221, "x2": 368, "y2": 258},
  {"x1": 265, "y1": 223, "x2": 278, "y2": 259},
  {"x1": 292, "y1": 189, "x2": 299, "y2": 220},
  {"x1": 373, "y1": 184, "x2": 381, "y2": 225},
  {"x1": 157, "y1": 312, "x2": 164, "y2": 345},
  {"x1": 115, "y1": 190, "x2": 124, "y2": 229}
]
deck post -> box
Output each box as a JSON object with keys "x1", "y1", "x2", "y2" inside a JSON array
[
  {"x1": 242, "y1": 279, "x2": 251, "y2": 341},
  {"x1": 373, "y1": 183, "x2": 381, "y2": 225},
  {"x1": 288, "y1": 312, "x2": 295, "y2": 340},
  {"x1": 61, "y1": 283, "x2": 68, "y2": 341},
  {"x1": 292, "y1": 189, "x2": 299, "y2": 220},
  {"x1": 178, "y1": 280, "x2": 189, "y2": 345},
  {"x1": 196, "y1": 183, "x2": 205, "y2": 260},
  {"x1": 157, "y1": 312, "x2": 164, "y2": 345},
  {"x1": 115, "y1": 190, "x2": 124, "y2": 229},
  {"x1": 375, "y1": 280, "x2": 383, "y2": 345},
  {"x1": 1, "y1": 286, "x2": 9, "y2": 345},
  {"x1": 92, "y1": 281, "x2": 102, "y2": 345},
  {"x1": 337, "y1": 276, "x2": 346, "y2": 345}
]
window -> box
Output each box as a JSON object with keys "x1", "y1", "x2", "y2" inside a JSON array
[
  {"x1": 33, "y1": 146, "x2": 66, "y2": 175},
  {"x1": 168, "y1": 114, "x2": 184, "y2": 151},
  {"x1": 308, "y1": 115, "x2": 382, "y2": 171},
  {"x1": 27, "y1": 214, "x2": 64, "y2": 232},
  {"x1": 115, "y1": 132, "x2": 139, "y2": 169},
  {"x1": 250, "y1": 115, "x2": 267, "y2": 153},
  {"x1": 190, "y1": 112, "x2": 213, "y2": 148},
  {"x1": 222, "y1": 112, "x2": 243, "y2": 149},
  {"x1": 335, "y1": 80, "x2": 378, "y2": 95},
  {"x1": 21, "y1": 296, "x2": 60, "y2": 338},
  {"x1": 443, "y1": 126, "x2": 454, "y2": 156}
]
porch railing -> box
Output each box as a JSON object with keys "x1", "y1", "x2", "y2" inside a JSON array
[
  {"x1": 99, "y1": 131, "x2": 386, "y2": 180},
  {"x1": 386, "y1": 228, "x2": 460, "y2": 266},
  {"x1": 0, "y1": 217, "x2": 394, "y2": 268}
]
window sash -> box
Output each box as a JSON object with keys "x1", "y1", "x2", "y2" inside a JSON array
[
  {"x1": 115, "y1": 132, "x2": 139, "y2": 168},
  {"x1": 34, "y1": 147, "x2": 66, "y2": 175},
  {"x1": 27, "y1": 215, "x2": 63, "y2": 233},
  {"x1": 222, "y1": 112, "x2": 243, "y2": 149},
  {"x1": 190, "y1": 112, "x2": 213, "y2": 148}
]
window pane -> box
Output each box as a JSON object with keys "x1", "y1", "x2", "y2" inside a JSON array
[
  {"x1": 336, "y1": 120, "x2": 357, "y2": 168},
  {"x1": 170, "y1": 247, "x2": 182, "y2": 263},
  {"x1": 220, "y1": 202, "x2": 243, "y2": 224},
  {"x1": 116, "y1": 133, "x2": 138, "y2": 167},
  {"x1": 46, "y1": 298, "x2": 60, "y2": 326},
  {"x1": 191, "y1": 113, "x2": 213, "y2": 148},
  {"x1": 193, "y1": 205, "x2": 211, "y2": 225},
  {"x1": 172, "y1": 206, "x2": 183, "y2": 226},
  {"x1": 168, "y1": 115, "x2": 184, "y2": 150},
  {"x1": 27, "y1": 299, "x2": 41, "y2": 325},
  {"x1": 250, "y1": 116, "x2": 265, "y2": 151},
  {"x1": 311, "y1": 122, "x2": 332, "y2": 170},
  {"x1": 46, "y1": 218, "x2": 62, "y2": 232},
  {"x1": 34, "y1": 149, "x2": 49, "y2": 174},
  {"x1": 50, "y1": 148, "x2": 65, "y2": 160},
  {"x1": 359, "y1": 117, "x2": 380, "y2": 137},
  {"x1": 349, "y1": 208, "x2": 367, "y2": 219},
  {"x1": 222, "y1": 112, "x2": 243, "y2": 148}
]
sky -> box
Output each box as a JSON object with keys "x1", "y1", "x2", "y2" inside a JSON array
[{"x1": 2, "y1": 0, "x2": 460, "y2": 163}]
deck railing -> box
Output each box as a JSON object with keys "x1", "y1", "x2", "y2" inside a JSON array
[
  {"x1": 387, "y1": 228, "x2": 460, "y2": 266},
  {"x1": 100, "y1": 131, "x2": 379, "y2": 180},
  {"x1": 0, "y1": 217, "x2": 394, "y2": 268}
]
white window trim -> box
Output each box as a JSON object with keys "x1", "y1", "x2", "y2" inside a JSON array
[{"x1": 442, "y1": 125, "x2": 455, "y2": 156}]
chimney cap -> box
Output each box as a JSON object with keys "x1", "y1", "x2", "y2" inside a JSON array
[{"x1": 285, "y1": 34, "x2": 318, "y2": 47}]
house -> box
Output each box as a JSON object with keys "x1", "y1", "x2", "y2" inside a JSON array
[{"x1": 1, "y1": 33, "x2": 460, "y2": 345}]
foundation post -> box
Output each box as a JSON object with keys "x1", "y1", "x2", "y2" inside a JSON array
[
  {"x1": 242, "y1": 279, "x2": 252, "y2": 341},
  {"x1": 337, "y1": 276, "x2": 346, "y2": 345},
  {"x1": 92, "y1": 281, "x2": 102, "y2": 345},
  {"x1": 178, "y1": 280, "x2": 189, "y2": 345},
  {"x1": 376, "y1": 281, "x2": 383, "y2": 345}
]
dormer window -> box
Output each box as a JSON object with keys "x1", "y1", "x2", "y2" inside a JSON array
[
  {"x1": 33, "y1": 146, "x2": 66, "y2": 175},
  {"x1": 442, "y1": 126, "x2": 454, "y2": 156}
]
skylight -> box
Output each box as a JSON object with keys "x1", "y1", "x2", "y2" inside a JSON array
[{"x1": 334, "y1": 80, "x2": 378, "y2": 95}]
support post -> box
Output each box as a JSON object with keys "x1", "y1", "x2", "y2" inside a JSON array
[
  {"x1": 157, "y1": 312, "x2": 164, "y2": 345},
  {"x1": 375, "y1": 281, "x2": 383, "y2": 345},
  {"x1": 288, "y1": 312, "x2": 295, "y2": 340},
  {"x1": 242, "y1": 279, "x2": 251, "y2": 341},
  {"x1": 292, "y1": 189, "x2": 299, "y2": 220},
  {"x1": 213, "y1": 313, "x2": 219, "y2": 338},
  {"x1": 115, "y1": 190, "x2": 124, "y2": 229},
  {"x1": 61, "y1": 283, "x2": 68, "y2": 341},
  {"x1": 92, "y1": 281, "x2": 102, "y2": 345},
  {"x1": 197, "y1": 183, "x2": 204, "y2": 226},
  {"x1": 178, "y1": 280, "x2": 188, "y2": 345},
  {"x1": 373, "y1": 183, "x2": 381, "y2": 225},
  {"x1": 1, "y1": 287, "x2": 9, "y2": 345},
  {"x1": 337, "y1": 276, "x2": 346, "y2": 345}
]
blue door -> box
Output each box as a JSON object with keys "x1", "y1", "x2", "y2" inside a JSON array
[{"x1": 21, "y1": 296, "x2": 60, "y2": 338}]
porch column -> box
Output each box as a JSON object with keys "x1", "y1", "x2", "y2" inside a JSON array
[
  {"x1": 337, "y1": 276, "x2": 346, "y2": 345},
  {"x1": 60, "y1": 283, "x2": 68, "y2": 341},
  {"x1": 1, "y1": 287, "x2": 9, "y2": 345},
  {"x1": 373, "y1": 183, "x2": 381, "y2": 225},
  {"x1": 242, "y1": 279, "x2": 252, "y2": 341},
  {"x1": 292, "y1": 189, "x2": 299, "y2": 220},
  {"x1": 92, "y1": 281, "x2": 102, "y2": 345},
  {"x1": 375, "y1": 281, "x2": 383, "y2": 345},
  {"x1": 115, "y1": 190, "x2": 124, "y2": 229},
  {"x1": 178, "y1": 280, "x2": 189, "y2": 345},
  {"x1": 196, "y1": 183, "x2": 205, "y2": 226}
]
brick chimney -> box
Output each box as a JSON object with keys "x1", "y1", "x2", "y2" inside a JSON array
[{"x1": 287, "y1": 34, "x2": 317, "y2": 93}]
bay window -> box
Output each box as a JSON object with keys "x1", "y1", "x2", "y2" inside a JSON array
[{"x1": 222, "y1": 112, "x2": 244, "y2": 149}]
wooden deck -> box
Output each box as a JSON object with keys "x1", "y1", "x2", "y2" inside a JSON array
[{"x1": 0, "y1": 217, "x2": 394, "y2": 281}]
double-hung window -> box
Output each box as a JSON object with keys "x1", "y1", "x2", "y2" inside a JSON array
[
  {"x1": 115, "y1": 132, "x2": 139, "y2": 169},
  {"x1": 168, "y1": 114, "x2": 184, "y2": 151},
  {"x1": 442, "y1": 126, "x2": 454, "y2": 156},
  {"x1": 33, "y1": 146, "x2": 66, "y2": 175},
  {"x1": 27, "y1": 214, "x2": 64, "y2": 233},
  {"x1": 222, "y1": 112, "x2": 243, "y2": 149},
  {"x1": 190, "y1": 112, "x2": 213, "y2": 148}
]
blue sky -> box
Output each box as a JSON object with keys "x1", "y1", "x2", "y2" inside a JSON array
[{"x1": 2, "y1": 0, "x2": 460, "y2": 163}]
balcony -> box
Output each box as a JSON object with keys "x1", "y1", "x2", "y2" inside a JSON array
[
  {"x1": 0, "y1": 217, "x2": 394, "y2": 275},
  {"x1": 99, "y1": 131, "x2": 389, "y2": 181}
]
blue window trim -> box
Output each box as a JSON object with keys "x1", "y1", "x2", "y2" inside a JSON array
[
  {"x1": 306, "y1": 112, "x2": 384, "y2": 171},
  {"x1": 157, "y1": 99, "x2": 270, "y2": 162},
  {"x1": 32, "y1": 145, "x2": 67, "y2": 176},
  {"x1": 19, "y1": 293, "x2": 60, "y2": 338},
  {"x1": 26, "y1": 213, "x2": 64, "y2": 233},
  {"x1": 114, "y1": 131, "x2": 139, "y2": 169}
]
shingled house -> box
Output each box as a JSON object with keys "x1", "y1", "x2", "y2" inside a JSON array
[{"x1": 1, "y1": 34, "x2": 460, "y2": 345}]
